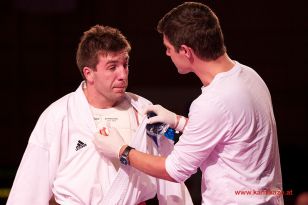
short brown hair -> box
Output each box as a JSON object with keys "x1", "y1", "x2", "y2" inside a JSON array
[
  {"x1": 76, "y1": 25, "x2": 131, "y2": 79},
  {"x1": 157, "y1": 2, "x2": 226, "y2": 60}
]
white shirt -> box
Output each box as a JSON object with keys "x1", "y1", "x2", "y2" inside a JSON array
[{"x1": 166, "y1": 62, "x2": 283, "y2": 205}]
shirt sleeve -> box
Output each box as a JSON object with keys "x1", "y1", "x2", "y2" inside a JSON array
[{"x1": 165, "y1": 97, "x2": 231, "y2": 183}]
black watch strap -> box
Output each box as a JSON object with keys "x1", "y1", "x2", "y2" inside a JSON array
[
  {"x1": 122, "y1": 146, "x2": 134, "y2": 157},
  {"x1": 120, "y1": 146, "x2": 135, "y2": 165}
]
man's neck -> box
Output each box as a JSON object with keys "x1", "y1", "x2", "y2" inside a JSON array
[
  {"x1": 193, "y1": 53, "x2": 235, "y2": 86},
  {"x1": 83, "y1": 84, "x2": 122, "y2": 109}
]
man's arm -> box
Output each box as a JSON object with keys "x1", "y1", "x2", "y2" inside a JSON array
[
  {"x1": 6, "y1": 143, "x2": 52, "y2": 204},
  {"x1": 7, "y1": 107, "x2": 64, "y2": 205},
  {"x1": 94, "y1": 126, "x2": 177, "y2": 182},
  {"x1": 119, "y1": 145, "x2": 176, "y2": 182}
]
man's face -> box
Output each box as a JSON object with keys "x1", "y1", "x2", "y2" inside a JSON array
[
  {"x1": 163, "y1": 35, "x2": 190, "y2": 74},
  {"x1": 90, "y1": 50, "x2": 129, "y2": 106}
]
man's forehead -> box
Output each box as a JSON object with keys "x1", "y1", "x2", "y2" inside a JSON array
[{"x1": 99, "y1": 50, "x2": 129, "y2": 62}]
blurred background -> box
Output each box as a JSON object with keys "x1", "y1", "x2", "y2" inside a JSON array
[{"x1": 0, "y1": 0, "x2": 307, "y2": 204}]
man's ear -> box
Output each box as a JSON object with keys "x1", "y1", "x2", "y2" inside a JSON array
[
  {"x1": 83, "y1": 67, "x2": 94, "y2": 83},
  {"x1": 179, "y1": 45, "x2": 193, "y2": 59},
  {"x1": 179, "y1": 45, "x2": 195, "y2": 63}
]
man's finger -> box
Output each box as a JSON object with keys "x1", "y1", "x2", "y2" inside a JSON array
[
  {"x1": 99, "y1": 127, "x2": 109, "y2": 136},
  {"x1": 147, "y1": 116, "x2": 163, "y2": 124}
]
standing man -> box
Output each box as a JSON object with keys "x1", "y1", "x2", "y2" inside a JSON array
[
  {"x1": 94, "y1": 2, "x2": 284, "y2": 205},
  {"x1": 6, "y1": 25, "x2": 192, "y2": 205}
]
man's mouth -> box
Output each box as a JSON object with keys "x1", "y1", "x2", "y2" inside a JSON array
[{"x1": 113, "y1": 86, "x2": 127, "y2": 92}]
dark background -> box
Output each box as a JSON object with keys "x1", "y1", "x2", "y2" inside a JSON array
[{"x1": 0, "y1": 0, "x2": 307, "y2": 204}]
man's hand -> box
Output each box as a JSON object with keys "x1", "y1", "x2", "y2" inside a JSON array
[
  {"x1": 144, "y1": 104, "x2": 187, "y2": 132},
  {"x1": 93, "y1": 127, "x2": 126, "y2": 159},
  {"x1": 144, "y1": 105, "x2": 177, "y2": 127}
]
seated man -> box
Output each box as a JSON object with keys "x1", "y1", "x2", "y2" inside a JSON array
[{"x1": 6, "y1": 25, "x2": 193, "y2": 205}]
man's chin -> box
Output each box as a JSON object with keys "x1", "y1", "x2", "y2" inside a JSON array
[
  {"x1": 113, "y1": 91, "x2": 126, "y2": 99},
  {"x1": 178, "y1": 70, "x2": 189, "y2": 74},
  {"x1": 177, "y1": 70, "x2": 184, "y2": 74}
]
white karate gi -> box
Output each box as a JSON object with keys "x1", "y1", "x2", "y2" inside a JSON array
[{"x1": 7, "y1": 82, "x2": 193, "y2": 205}]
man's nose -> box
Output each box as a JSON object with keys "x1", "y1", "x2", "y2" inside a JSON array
[{"x1": 118, "y1": 66, "x2": 128, "y2": 79}]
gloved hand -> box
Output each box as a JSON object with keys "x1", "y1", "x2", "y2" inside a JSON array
[
  {"x1": 144, "y1": 105, "x2": 177, "y2": 127},
  {"x1": 144, "y1": 104, "x2": 188, "y2": 132},
  {"x1": 93, "y1": 127, "x2": 126, "y2": 159}
]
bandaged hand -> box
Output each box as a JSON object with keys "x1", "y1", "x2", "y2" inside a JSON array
[
  {"x1": 93, "y1": 127, "x2": 126, "y2": 159},
  {"x1": 144, "y1": 104, "x2": 187, "y2": 132}
]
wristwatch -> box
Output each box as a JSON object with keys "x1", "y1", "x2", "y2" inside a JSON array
[{"x1": 120, "y1": 146, "x2": 135, "y2": 165}]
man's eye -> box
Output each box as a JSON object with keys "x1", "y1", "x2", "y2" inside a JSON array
[{"x1": 108, "y1": 66, "x2": 116, "y2": 70}]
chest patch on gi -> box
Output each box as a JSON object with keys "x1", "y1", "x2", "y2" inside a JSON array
[{"x1": 75, "y1": 140, "x2": 87, "y2": 151}]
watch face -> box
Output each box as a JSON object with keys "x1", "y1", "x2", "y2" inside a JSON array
[{"x1": 120, "y1": 156, "x2": 129, "y2": 165}]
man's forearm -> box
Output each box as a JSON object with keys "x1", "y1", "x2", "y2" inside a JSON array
[{"x1": 120, "y1": 145, "x2": 176, "y2": 182}]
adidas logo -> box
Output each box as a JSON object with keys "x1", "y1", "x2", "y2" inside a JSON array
[{"x1": 76, "y1": 140, "x2": 87, "y2": 151}]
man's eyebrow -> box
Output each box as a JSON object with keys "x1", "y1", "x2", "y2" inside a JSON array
[
  {"x1": 106, "y1": 57, "x2": 129, "y2": 65},
  {"x1": 106, "y1": 60, "x2": 119, "y2": 65}
]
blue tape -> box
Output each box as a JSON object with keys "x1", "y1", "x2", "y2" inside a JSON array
[{"x1": 164, "y1": 128, "x2": 175, "y2": 141}]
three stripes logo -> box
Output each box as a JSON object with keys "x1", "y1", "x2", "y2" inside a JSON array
[{"x1": 76, "y1": 140, "x2": 87, "y2": 151}]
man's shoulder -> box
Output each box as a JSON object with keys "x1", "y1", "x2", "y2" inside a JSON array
[
  {"x1": 29, "y1": 92, "x2": 75, "y2": 147},
  {"x1": 40, "y1": 92, "x2": 74, "y2": 121},
  {"x1": 45, "y1": 83, "x2": 83, "y2": 115},
  {"x1": 125, "y1": 92, "x2": 152, "y2": 105}
]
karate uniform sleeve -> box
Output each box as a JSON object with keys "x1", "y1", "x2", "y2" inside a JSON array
[
  {"x1": 7, "y1": 106, "x2": 64, "y2": 205},
  {"x1": 165, "y1": 97, "x2": 231, "y2": 183},
  {"x1": 6, "y1": 143, "x2": 51, "y2": 204},
  {"x1": 156, "y1": 179, "x2": 193, "y2": 205},
  {"x1": 156, "y1": 137, "x2": 194, "y2": 205}
]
